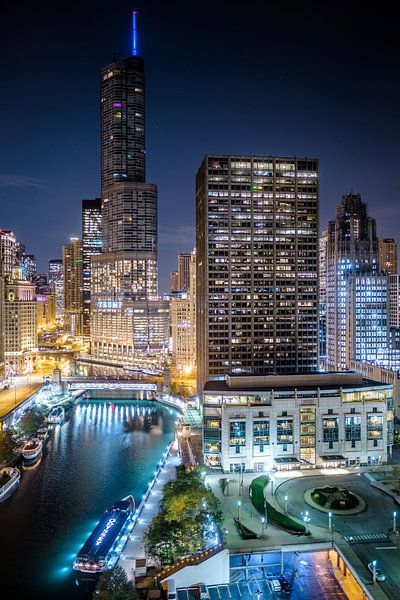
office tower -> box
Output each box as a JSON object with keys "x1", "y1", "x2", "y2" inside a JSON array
[
  {"x1": 196, "y1": 155, "x2": 319, "y2": 392},
  {"x1": 3, "y1": 275, "x2": 37, "y2": 375},
  {"x1": 347, "y1": 273, "x2": 389, "y2": 364},
  {"x1": 82, "y1": 198, "x2": 102, "y2": 337},
  {"x1": 170, "y1": 271, "x2": 179, "y2": 293},
  {"x1": 178, "y1": 253, "x2": 191, "y2": 292},
  {"x1": 379, "y1": 238, "x2": 397, "y2": 275},
  {"x1": 171, "y1": 249, "x2": 196, "y2": 376},
  {"x1": 0, "y1": 277, "x2": 4, "y2": 384},
  {"x1": 388, "y1": 275, "x2": 400, "y2": 328},
  {"x1": 36, "y1": 293, "x2": 56, "y2": 329},
  {"x1": 326, "y1": 193, "x2": 378, "y2": 371},
  {"x1": 62, "y1": 238, "x2": 83, "y2": 336},
  {"x1": 91, "y1": 13, "x2": 168, "y2": 364},
  {"x1": 49, "y1": 259, "x2": 64, "y2": 319},
  {"x1": 0, "y1": 229, "x2": 17, "y2": 277},
  {"x1": 20, "y1": 254, "x2": 37, "y2": 281},
  {"x1": 319, "y1": 229, "x2": 328, "y2": 368}
]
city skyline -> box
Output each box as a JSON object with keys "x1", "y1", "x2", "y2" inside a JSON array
[{"x1": 0, "y1": 0, "x2": 399, "y2": 292}]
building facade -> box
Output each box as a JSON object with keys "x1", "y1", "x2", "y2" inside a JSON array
[
  {"x1": 82, "y1": 198, "x2": 102, "y2": 337},
  {"x1": 378, "y1": 238, "x2": 397, "y2": 275},
  {"x1": 202, "y1": 372, "x2": 393, "y2": 472},
  {"x1": 388, "y1": 275, "x2": 400, "y2": 329},
  {"x1": 196, "y1": 155, "x2": 319, "y2": 392},
  {"x1": 177, "y1": 253, "x2": 191, "y2": 292},
  {"x1": 319, "y1": 229, "x2": 328, "y2": 368},
  {"x1": 171, "y1": 250, "x2": 196, "y2": 376},
  {"x1": 0, "y1": 229, "x2": 17, "y2": 277},
  {"x1": 326, "y1": 193, "x2": 378, "y2": 371},
  {"x1": 62, "y1": 238, "x2": 83, "y2": 336},
  {"x1": 3, "y1": 276, "x2": 37, "y2": 374}
]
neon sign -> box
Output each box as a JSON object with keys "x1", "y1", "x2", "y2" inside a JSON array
[{"x1": 95, "y1": 518, "x2": 116, "y2": 546}]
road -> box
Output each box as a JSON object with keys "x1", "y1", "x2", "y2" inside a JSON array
[
  {"x1": 275, "y1": 473, "x2": 400, "y2": 599},
  {"x1": 0, "y1": 378, "x2": 42, "y2": 418}
]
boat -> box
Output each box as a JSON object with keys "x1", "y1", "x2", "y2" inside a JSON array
[
  {"x1": 73, "y1": 495, "x2": 135, "y2": 574},
  {"x1": 37, "y1": 427, "x2": 49, "y2": 442},
  {"x1": 46, "y1": 405, "x2": 65, "y2": 424},
  {"x1": 0, "y1": 467, "x2": 21, "y2": 502},
  {"x1": 22, "y1": 437, "x2": 43, "y2": 462}
]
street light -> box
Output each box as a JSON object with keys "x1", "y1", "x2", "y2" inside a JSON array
[
  {"x1": 393, "y1": 511, "x2": 397, "y2": 534},
  {"x1": 372, "y1": 560, "x2": 377, "y2": 584},
  {"x1": 261, "y1": 517, "x2": 265, "y2": 537},
  {"x1": 226, "y1": 478, "x2": 229, "y2": 496},
  {"x1": 237, "y1": 500, "x2": 241, "y2": 520},
  {"x1": 284, "y1": 495, "x2": 288, "y2": 515},
  {"x1": 328, "y1": 511, "x2": 332, "y2": 530}
]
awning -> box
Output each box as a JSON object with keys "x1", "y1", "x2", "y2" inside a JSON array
[
  {"x1": 274, "y1": 457, "x2": 302, "y2": 464},
  {"x1": 320, "y1": 454, "x2": 346, "y2": 461}
]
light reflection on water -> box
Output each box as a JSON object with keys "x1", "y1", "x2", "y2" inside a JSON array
[{"x1": 0, "y1": 399, "x2": 177, "y2": 600}]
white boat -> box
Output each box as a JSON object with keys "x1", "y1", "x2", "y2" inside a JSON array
[
  {"x1": 22, "y1": 437, "x2": 43, "y2": 461},
  {"x1": 46, "y1": 405, "x2": 65, "y2": 424},
  {"x1": 0, "y1": 467, "x2": 21, "y2": 502},
  {"x1": 36, "y1": 427, "x2": 49, "y2": 441}
]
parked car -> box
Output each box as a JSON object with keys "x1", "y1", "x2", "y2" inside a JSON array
[
  {"x1": 268, "y1": 578, "x2": 281, "y2": 594},
  {"x1": 278, "y1": 575, "x2": 291, "y2": 594}
]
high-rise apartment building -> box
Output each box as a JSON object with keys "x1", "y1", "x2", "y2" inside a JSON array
[
  {"x1": 82, "y1": 198, "x2": 102, "y2": 337},
  {"x1": 171, "y1": 249, "x2": 196, "y2": 375},
  {"x1": 0, "y1": 229, "x2": 17, "y2": 277},
  {"x1": 91, "y1": 14, "x2": 168, "y2": 364},
  {"x1": 388, "y1": 275, "x2": 400, "y2": 329},
  {"x1": 196, "y1": 155, "x2": 319, "y2": 392},
  {"x1": 62, "y1": 238, "x2": 83, "y2": 336},
  {"x1": 20, "y1": 254, "x2": 37, "y2": 281},
  {"x1": 326, "y1": 193, "x2": 378, "y2": 371},
  {"x1": 170, "y1": 271, "x2": 179, "y2": 293},
  {"x1": 379, "y1": 238, "x2": 397, "y2": 275},
  {"x1": 49, "y1": 259, "x2": 64, "y2": 319}
]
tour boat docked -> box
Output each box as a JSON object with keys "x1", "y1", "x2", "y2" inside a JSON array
[
  {"x1": 22, "y1": 437, "x2": 43, "y2": 462},
  {"x1": 36, "y1": 427, "x2": 49, "y2": 442},
  {"x1": 0, "y1": 467, "x2": 21, "y2": 502},
  {"x1": 46, "y1": 405, "x2": 65, "y2": 424},
  {"x1": 73, "y1": 495, "x2": 135, "y2": 574}
]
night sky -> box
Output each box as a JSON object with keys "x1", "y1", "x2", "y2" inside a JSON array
[{"x1": 0, "y1": 0, "x2": 399, "y2": 292}]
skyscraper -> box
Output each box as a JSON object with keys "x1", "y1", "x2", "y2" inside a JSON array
[
  {"x1": 378, "y1": 238, "x2": 397, "y2": 275},
  {"x1": 0, "y1": 229, "x2": 17, "y2": 277},
  {"x1": 49, "y1": 259, "x2": 63, "y2": 319},
  {"x1": 326, "y1": 193, "x2": 378, "y2": 370},
  {"x1": 62, "y1": 238, "x2": 83, "y2": 336},
  {"x1": 177, "y1": 253, "x2": 191, "y2": 292},
  {"x1": 319, "y1": 229, "x2": 328, "y2": 368},
  {"x1": 82, "y1": 198, "x2": 102, "y2": 337},
  {"x1": 196, "y1": 155, "x2": 319, "y2": 392},
  {"x1": 91, "y1": 12, "x2": 169, "y2": 364}
]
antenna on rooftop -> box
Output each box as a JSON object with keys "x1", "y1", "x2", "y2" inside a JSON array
[{"x1": 132, "y1": 10, "x2": 138, "y2": 56}]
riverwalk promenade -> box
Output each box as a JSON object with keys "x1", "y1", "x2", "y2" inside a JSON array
[{"x1": 120, "y1": 444, "x2": 181, "y2": 581}]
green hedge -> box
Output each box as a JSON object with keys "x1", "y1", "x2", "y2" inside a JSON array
[{"x1": 250, "y1": 475, "x2": 308, "y2": 535}]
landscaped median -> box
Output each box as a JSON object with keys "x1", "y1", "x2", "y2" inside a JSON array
[{"x1": 250, "y1": 475, "x2": 310, "y2": 535}]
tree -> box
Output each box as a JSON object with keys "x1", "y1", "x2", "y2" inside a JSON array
[
  {"x1": 0, "y1": 428, "x2": 19, "y2": 464},
  {"x1": 16, "y1": 406, "x2": 48, "y2": 437},
  {"x1": 93, "y1": 566, "x2": 139, "y2": 600}
]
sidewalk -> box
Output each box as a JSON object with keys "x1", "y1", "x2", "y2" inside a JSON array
[{"x1": 119, "y1": 448, "x2": 182, "y2": 581}]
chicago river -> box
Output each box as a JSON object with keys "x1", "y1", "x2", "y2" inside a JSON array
[{"x1": 0, "y1": 398, "x2": 178, "y2": 600}]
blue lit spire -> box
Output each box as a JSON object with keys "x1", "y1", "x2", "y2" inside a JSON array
[{"x1": 132, "y1": 10, "x2": 138, "y2": 56}]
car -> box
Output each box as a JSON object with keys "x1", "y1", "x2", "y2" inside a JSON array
[
  {"x1": 367, "y1": 562, "x2": 386, "y2": 581},
  {"x1": 268, "y1": 578, "x2": 281, "y2": 594}
]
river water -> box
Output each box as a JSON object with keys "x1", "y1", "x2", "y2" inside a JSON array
[{"x1": 0, "y1": 398, "x2": 178, "y2": 600}]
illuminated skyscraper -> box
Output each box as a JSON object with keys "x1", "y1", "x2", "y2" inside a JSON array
[
  {"x1": 319, "y1": 229, "x2": 328, "y2": 368},
  {"x1": 62, "y1": 238, "x2": 83, "y2": 337},
  {"x1": 0, "y1": 229, "x2": 17, "y2": 277},
  {"x1": 196, "y1": 155, "x2": 319, "y2": 392},
  {"x1": 82, "y1": 199, "x2": 102, "y2": 337},
  {"x1": 177, "y1": 253, "x2": 191, "y2": 292},
  {"x1": 49, "y1": 259, "x2": 63, "y2": 319},
  {"x1": 91, "y1": 12, "x2": 168, "y2": 363},
  {"x1": 326, "y1": 193, "x2": 378, "y2": 370}
]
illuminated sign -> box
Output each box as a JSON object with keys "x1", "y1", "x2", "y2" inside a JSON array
[
  {"x1": 96, "y1": 301, "x2": 122, "y2": 310},
  {"x1": 95, "y1": 518, "x2": 116, "y2": 546}
]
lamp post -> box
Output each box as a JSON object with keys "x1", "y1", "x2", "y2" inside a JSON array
[
  {"x1": 372, "y1": 560, "x2": 377, "y2": 584},
  {"x1": 328, "y1": 511, "x2": 332, "y2": 531},
  {"x1": 393, "y1": 511, "x2": 397, "y2": 534},
  {"x1": 284, "y1": 495, "x2": 288, "y2": 515},
  {"x1": 226, "y1": 478, "x2": 229, "y2": 496},
  {"x1": 237, "y1": 500, "x2": 241, "y2": 520},
  {"x1": 261, "y1": 517, "x2": 265, "y2": 537}
]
